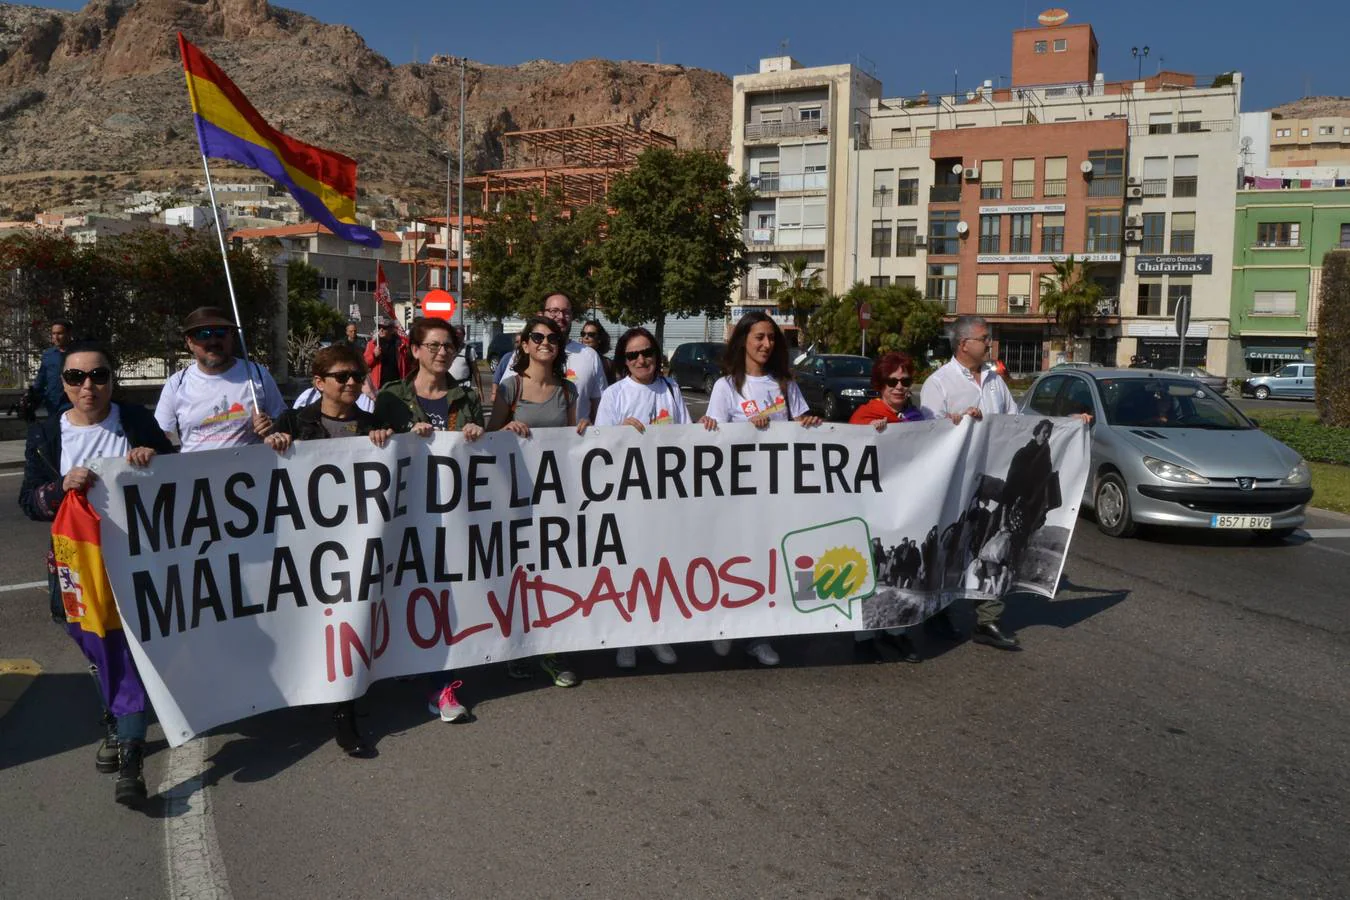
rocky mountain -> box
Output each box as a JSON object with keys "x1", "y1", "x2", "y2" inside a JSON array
[
  {"x1": 0, "y1": 0, "x2": 732, "y2": 216},
  {"x1": 1270, "y1": 96, "x2": 1350, "y2": 119}
]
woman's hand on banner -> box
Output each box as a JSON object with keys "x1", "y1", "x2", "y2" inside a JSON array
[
  {"x1": 503, "y1": 420, "x2": 531, "y2": 438},
  {"x1": 575, "y1": 418, "x2": 591, "y2": 436},
  {"x1": 368, "y1": 428, "x2": 394, "y2": 448},
  {"x1": 264, "y1": 433, "x2": 292, "y2": 454},
  {"x1": 699, "y1": 416, "x2": 719, "y2": 431},
  {"x1": 462, "y1": 423, "x2": 484, "y2": 442},
  {"x1": 622, "y1": 417, "x2": 646, "y2": 434},
  {"x1": 411, "y1": 422, "x2": 434, "y2": 438},
  {"x1": 872, "y1": 419, "x2": 888, "y2": 432},
  {"x1": 797, "y1": 414, "x2": 823, "y2": 428},
  {"x1": 126, "y1": 447, "x2": 158, "y2": 467},
  {"x1": 62, "y1": 466, "x2": 94, "y2": 493}
]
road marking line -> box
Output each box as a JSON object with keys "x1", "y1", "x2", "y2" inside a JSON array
[
  {"x1": 160, "y1": 737, "x2": 232, "y2": 900},
  {"x1": 0, "y1": 472, "x2": 22, "y2": 478},
  {"x1": 1308, "y1": 542, "x2": 1350, "y2": 559},
  {"x1": 0, "y1": 581, "x2": 46, "y2": 593},
  {"x1": 0, "y1": 658, "x2": 42, "y2": 719},
  {"x1": 1305, "y1": 528, "x2": 1350, "y2": 539}
]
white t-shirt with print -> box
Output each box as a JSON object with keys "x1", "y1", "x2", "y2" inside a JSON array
[
  {"x1": 60, "y1": 405, "x2": 131, "y2": 475},
  {"x1": 155, "y1": 358, "x2": 285, "y2": 452},
  {"x1": 594, "y1": 376, "x2": 691, "y2": 427},
  {"x1": 561, "y1": 340, "x2": 607, "y2": 423},
  {"x1": 706, "y1": 374, "x2": 808, "y2": 423}
]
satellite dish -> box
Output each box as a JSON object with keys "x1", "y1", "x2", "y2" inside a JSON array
[
  {"x1": 1080, "y1": 159, "x2": 1095, "y2": 175},
  {"x1": 1241, "y1": 136, "x2": 1253, "y2": 148},
  {"x1": 952, "y1": 162, "x2": 965, "y2": 175},
  {"x1": 956, "y1": 220, "x2": 970, "y2": 235},
  {"x1": 1038, "y1": 7, "x2": 1069, "y2": 27}
]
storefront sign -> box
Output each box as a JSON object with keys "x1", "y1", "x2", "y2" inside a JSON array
[
  {"x1": 977, "y1": 253, "x2": 1120, "y2": 264},
  {"x1": 978, "y1": 203, "x2": 1067, "y2": 215},
  {"x1": 1135, "y1": 254, "x2": 1213, "y2": 275}
]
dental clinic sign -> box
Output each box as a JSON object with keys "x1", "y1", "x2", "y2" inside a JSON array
[{"x1": 1135, "y1": 254, "x2": 1213, "y2": 276}]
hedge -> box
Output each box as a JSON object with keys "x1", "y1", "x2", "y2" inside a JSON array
[
  {"x1": 1317, "y1": 251, "x2": 1350, "y2": 427},
  {"x1": 1258, "y1": 417, "x2": 1350, "y2": 465}
]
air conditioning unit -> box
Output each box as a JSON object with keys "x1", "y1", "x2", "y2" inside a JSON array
[
  {"x1": 1007, "y1": 295, "x2": 1028, "y2": 308},
  {"x1": 1126, "y1": 186, "x2": 1144, "y2": 198},
  {"x1": 1124, "y1": 228, "x2": 1143, "y2": 242},
  {"x1": 1125, "y1": 215, "x2": 1143, "y2": 228},
  {"x1": 963, "y1": 167, "x2": 981, "y2": 180},
  {"x1": 913, "y1": 235, "x2": 927, "y2": 247},
  {"x1": 1127, "y1": 175, "x2": 1143, "y2": 187}
]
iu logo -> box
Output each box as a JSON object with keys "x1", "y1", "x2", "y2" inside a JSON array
[{"x1": 1236, "y1": 477, "x2": 1255, "y2": 491}]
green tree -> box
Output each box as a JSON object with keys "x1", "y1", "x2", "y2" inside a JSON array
[
  {"x1": 806, "y1": 282, "x2": 946, "y2": 361},
  {"x1": 286, "y1": 259, "x2": 345, "y2": 339},
  {"x1": 1317, "y1": 250, "x2": 1349, "y2": 426},
  {"x1": 595, "y1": 148, "x2": 753, "y2": 345},
  {"x1": 772, "y1": 257, "x2": 828, "y2": 332},
  {"x1": 1038, "y1": 255, "x2": 1103, "y2": 363}
]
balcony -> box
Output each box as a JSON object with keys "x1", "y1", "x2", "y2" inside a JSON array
[
  {"x1": 976, "y1": 294, "x2": 1000, "y2": 314},
  {"x1": 930, "y1": 185, "x2": 961, "y2": 203},
  {"x1": 1085, "y1": 235, "x2": 1122, "y2": 253},
  {"x1": 1142, "y1": 179, "x2": 1168, "y2": 197},
  {"x1": 1092, "y1": 297, "x2": 1121, "y2": 317},
  {"x1": 1172, "y1": 177, "x2": 1198, "y2": 198},
  {"x1": 745, "y1": 120, "x2": 829, "y2": 141},
  {"x1": 1141, "y1": 236, "x2": 1165, "y2": 253},
  {"x1": 1087, "y1": 177, "x2": 1124, "y2": 198},
  {"x1": 1245, "y1": 306, "x2": 1300, "y2": 318},
  {"x1": 1011, "y1": 181, "x2": 1035, "y2": 199},
  {"x1": 980, "y1": 185, "x2": 1004, "y2": 200},
  {"x1": 1127, "y1": 119, "x2": 1234, "y2": 136},
  {"x1": 751, "y1": 172, "x2": 828, "y2": 193},
  {"x1": 873, "y1": 188, "x2": 893, "y2": 207},
  {"x1": 1043, "y1": 179, "x2": 1067, "y2": 197},
  {"x1": 748, "y1": 228, "x2": 775, "y2": 244},
  {"x1": 1009, "y1": 237, "x2": 1033, "y2": 254}
]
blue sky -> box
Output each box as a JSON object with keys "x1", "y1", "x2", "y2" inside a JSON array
[{"x1": 42, "y1": 0, "x2": 1345, "y2": 111}]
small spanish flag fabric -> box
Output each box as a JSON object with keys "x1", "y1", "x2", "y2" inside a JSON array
[
  {"x1": 51, "y1": 491, "x2": 146, "y2": 717},
  {"x1": 177, "y1": 33, "x2": 382, "y2": 248}
]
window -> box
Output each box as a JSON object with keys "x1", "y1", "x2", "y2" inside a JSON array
[
  {"x1": 1253, "y1": 291, "x2": 1297, "y2": 315},
  {"x1": 1142, "y1": 212, "x2": 1165, "y2": 253},
  {"x1": 1167, "y1": 280, "x2": 1192, "y2": 316},
  {"x1": 1142, "y1": 157, "x2": 1168, "y2": 197},
  {"x1": 978, "y1": 214, "x2": 1001, "y2": 253},
  {"x1": 870, "y1": 276, "x2": 890, "y2": 288},
  {"x1": 871, "y1": 219, "x2": 892, "y2": 257},
  {"x1": 1344, "y1": 127, "x2": 1350, "y2": 136},
  {"x1": 1172, "y1": 156, "x2": 1198, "y2": 198},
  {"x1": 1170, "y1": 212, "x2": 1196, "y2": 253},
  {"x1": 976, "y1": 273, "x2": 999, "y2": 312},
  {"x1": 929, "y1": 210, "x2": 961, "y2": 255},
  {"x1": 1088, "y1": 149, "x2": 1125, "y2": 196},
  {"x1": 1275, "y1": 128, "x2": 1291, "y2": 138},
  {"x1": 321, "y1": 276, "x2": 339, "y2": 291},
  {"x1": 1062, "y1": 379, "x2": 1095, "y2": 418},
  {"x1": 1043, "y1": 157, "x2": 1067, "y2": 197},
  {"x1": 799, "y1": 106, "x2": 822, "y2": 123},
  {"x1": 895, "y1": 275, "x2": 916, "y2": 290},
  {"x1": 1148, "y1": 112, "x2": 1173, "y2": 135},
  {"x1": 1010, "y1": 213, "x2": 1033, "y2": 253},
  {"x1": 759, "y1": 108, "x2": 782, "y2": 125},
  {"x1": 872, "y1": 169, "x2": 894, "y2": 207},
  {"x1": 802, "y1": 199, "x2": 826, "y2": 243},
  {"x1": 1012, "y1": 158, "x2": 1035, "y2": 198},
  {"x1": 926, "y1": 264, "x2": 958, "y2": 306},
  {"x1": 1008, "y1": 273, "x2": 1032, "y2": 308},
  {"x1": 1257, "y1": 222, "x2": 1300, "y2": 247},
  {"x1": 1086, "y1": 208, "x2": 1122, "y2": 253},
  {"x1": 1028, "y1": 376, "x2": 1065, "y2": 414},
  {"x1": 1053, "y1": 38, "x2": 1067, "y2": 52},
  {"x1": 1137, "y1": 281, "x2": 1163, "y2": 317},
  {"x1": 1301, "y1": 128, "x2": 1309, "y2": 137},
  {"x1": 1041, "y1": 213, "x2": 1065, "y2": 252},
  {"x1": 755, "y1": 160, "x2": 779, "y2": 192},
  {"x1": 1178, "y1": 112, "x2": 1203, "y2": 134},
  {"x1": 1340, "y1": 223, "x2": 1350, "y2": 248},
  {"x1": 896, "y1": 221, "x2": 918, "y2": 256},
  {"x1": 980, "y1": 160, "x2": 1004, "y2": 199},
  {"x1": 1319, "y1": 125, "x2": 1335, "y2": 135},
  {"x1": 347, "y1": 279, "x2": 375, "y2": 293},
  {"x1": 1034, "y1": 40, "x2": 1048, "y2": 54},
  {"x1": 757, "y1": 279, "x2": 773, "y2": 300},
  {"x1": 897, "y1": 168, "x2": 919, "y2": 205}
]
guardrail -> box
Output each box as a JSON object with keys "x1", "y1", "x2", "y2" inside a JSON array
[{"x1": 745, "y1": 121, "x2": 830, "y2": 141}]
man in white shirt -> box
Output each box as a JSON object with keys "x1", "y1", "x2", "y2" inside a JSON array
[
  {"x1": 919, "y1": 315, "x2": 1021, "y2": 651},
  {"x1": 530, "y1": 292, "x2": 607, "y2": 422},
  {"x1": 155, "y1": 306, "x2": 285, "y2": 453}
]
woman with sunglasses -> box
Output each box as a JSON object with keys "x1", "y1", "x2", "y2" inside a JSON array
[
  {"x1": 593, "y1": 327, "x2": 689, "y2": 669},
  {"x1": 487, "y1": 315, "x2": 587, "y2": 688},
  {"x1": 20, "y1": 341, "x2": 174, "y2": 809},
  {"x1": 262, "y1": 345, "x2": 395, "y2": 756},
  {"x1": 701, "y1": 311, "x2": 821, "y2": 667},
  {"x1": 373, "y1": 317, "x2": 484, "y2": 723},
  {"x1": 578, "y1": 319, "x2": 615, "y2": 384}
]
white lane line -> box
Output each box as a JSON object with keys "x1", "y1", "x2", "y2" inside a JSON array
[
  {"x1": 0, "y1": 472, "x2": 23, "y2": 478},
  {"x1": 1308, "y1": 542, "x2": 1350, "y2": 559},
  {"x1": 1304, "y1": 528, "x2": 1350, "y2": 539},
  {"x1": 160, "y1": 737, "x2": 232, "y2": 900},
  {"x1": 0, "y1": 581, "x2": 46, "y2": 593}
]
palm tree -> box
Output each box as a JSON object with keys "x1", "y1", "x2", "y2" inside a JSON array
[
  {"x1": 772, "y1": 257, "x2": 828, "y2": 332},
  {"x1": 1038, "y1": 255, "x2": 1103, "y2": 363}
]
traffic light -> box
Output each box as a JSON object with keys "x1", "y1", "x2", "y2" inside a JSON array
[{"x1": 403, "y1": 305, "x2": 412, "y2": 328}]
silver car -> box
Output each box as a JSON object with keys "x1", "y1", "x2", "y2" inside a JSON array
[
  {"x1": 1020, "y1": 368, "x2": 1312, "y2": 539},
  {"x1": 1241, "y1": 363, "x2": 1316, "y2": 401},
  {"x1": 1162, "y1": 365, "x2": 1228, "y2": 394}
]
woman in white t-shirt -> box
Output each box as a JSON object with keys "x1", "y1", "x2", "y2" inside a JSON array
[
  {"x1": 701, "y1": 311, "x2": 822, "y2": 667},
  {"x1": 594, "y1": 327, "x2": 690, "y2": 670}
]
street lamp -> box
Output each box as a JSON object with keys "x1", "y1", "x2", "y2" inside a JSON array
[{"x1": 1131, "y1": 46, "x2": 1150, "y2": 81}]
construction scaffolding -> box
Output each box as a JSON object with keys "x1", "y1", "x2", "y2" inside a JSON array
[{"x1": 467, "y1": 123, "x2": 677, "y2": 208}]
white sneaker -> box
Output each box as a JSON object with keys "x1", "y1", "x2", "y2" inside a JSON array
[
  {"x1": 616, "y1": 646, "x2": 637, "y2": 669},
  {"x1": 428, "y1": 681, "x2": 468, "y2": 723},
  {"x1": 747, "y1": 641, "x2": 780, "y2": 667},
  {"x1": 651, "y1": 644, "x2": 678, "y2": 665},
  {"x1": 711, "y1": 639, "x2": 732, "y2": 657}
]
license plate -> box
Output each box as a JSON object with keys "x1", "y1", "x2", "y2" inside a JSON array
[{"x1": 1210, "y1": 515, "x2": 1272, "y2": 529}]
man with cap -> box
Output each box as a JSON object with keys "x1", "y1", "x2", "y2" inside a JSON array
[
  {"x1": 155, "y1": 306, "x2": 285, "y2": 452},
  {"x1": 363, "y1": 317, "x2": 410, "y2": 391}
]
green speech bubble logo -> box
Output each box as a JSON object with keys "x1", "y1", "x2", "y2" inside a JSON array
[{"x1": 780, "y1": 517, "x2": 877, "y2": 618}]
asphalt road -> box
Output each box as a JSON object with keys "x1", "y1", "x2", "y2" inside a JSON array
[{"x1": 2, "y1": 465, "x2": 1348, "y2": 898}]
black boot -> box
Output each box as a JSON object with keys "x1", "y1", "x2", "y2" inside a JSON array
[
  {"x1": 114, "y1": 741, "x2": 147, "y2": 808},
  {"x1": 333, "y1": 702, "x2": 373, "y2": 758},
  {"x1": 96, "y1": 712, "x2": 120, "y2": 774}
]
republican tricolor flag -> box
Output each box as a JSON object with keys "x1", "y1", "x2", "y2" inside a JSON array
[{"x1": 177, "y1": 33, "x2": 382, "y2": 248}]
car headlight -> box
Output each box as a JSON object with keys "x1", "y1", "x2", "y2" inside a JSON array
[
  {"x1": 1142, "y1": 456, "x2": 1210, "y2": 484},
  {"x1": 840, "y1": 388, "x2": 866, "y2": 398},
  {"x1": 1282, "y1": 460, "x2": 1311, "y2": 485}
]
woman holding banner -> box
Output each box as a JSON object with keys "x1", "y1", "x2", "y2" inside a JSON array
[
  {"x1": 19, "y1": 341, "x2": 174, "y2": 809},
  {"x1": 487, "y1": 315, "x2": 589, "y2": 688},
  {"x1": 701, "y1": 311, "x2": 822, "y2": 667},
  {"x1": 264, "y1": 344, "x2": 396, "y2": 756},
  {"x1": 373, "y1": 318, "x2": 485, "y2": 724},
  {"x1": 594, "y1": 326, "x2": 689, "y2": 669}
]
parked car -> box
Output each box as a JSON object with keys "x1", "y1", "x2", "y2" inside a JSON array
[
  {"x1": 793, "y1": 354, "x2": 876, "y2": 420},
  {"x1": 1162, "y1": 365, "x2": 1228, "y2": 394},
  {"x1": 1241, "y1": 363, "x2": 1316, "y2": 400},
  {"x1": 1050, "y1": 361, "x2": 1103, "y2": 370},
  {"x1": 1020, "y1": 368, "x2": 1311, "y2": 539},
  {"x1": 668, "y1": 341, "x2": 726, "y2": 393},
  {"x1": 486, "y1": 332, "x2": 517, "y2": 369}
]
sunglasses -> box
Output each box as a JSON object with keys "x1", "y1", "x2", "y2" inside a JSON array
[
  {"x1": 527, "y1": 332, "x2": 564, "y2": 346},
  {"x1": 624, "y1": 347, "x2": 657, "y2": 362},
  {"x1": 62, "y1": 367, "x2": 112, "y2": 387},
  {"x1": 581, "y1": 331, "x2": 601, "y2": 339},
  {"x1": 189, "y1": 326, "x2": 233, "y2": 341},
  {"x1": 321, "y1": 370, "x2": 363, "y2": 384},
  {"x1": 884, "y1": 376, "x2": 914, "y2": 388}
]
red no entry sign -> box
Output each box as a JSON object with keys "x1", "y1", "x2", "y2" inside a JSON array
[
  {"x1": 422, "y1": 289, "x2": 456, "y2": 319},
  {"x1": 858, "y1": 302, "x2": 872, "y2": 327}
]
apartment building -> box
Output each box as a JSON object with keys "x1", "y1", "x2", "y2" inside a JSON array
[{"x1": 1269, "y1": 115, "x2": 1350, "y2": 167}]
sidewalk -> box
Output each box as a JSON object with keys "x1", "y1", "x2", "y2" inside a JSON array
[{"x1": 0, "y1": 438, "x2": 24, "y2": 471}]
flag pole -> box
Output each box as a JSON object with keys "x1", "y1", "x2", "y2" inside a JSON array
[{"x1": 198, "y1": 151, "x2": 260, "y2": 409}]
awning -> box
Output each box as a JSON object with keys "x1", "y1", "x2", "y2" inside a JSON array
[{"x1": 1243, "y1": 345, "x2": 1308, "y2": 360}]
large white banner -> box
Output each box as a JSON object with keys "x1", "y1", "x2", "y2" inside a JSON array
[{"x1": 90, "y1": 416, "x2": 1090, "y2": 746}]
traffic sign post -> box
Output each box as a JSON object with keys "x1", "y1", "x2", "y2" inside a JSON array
[
  {"x1": 1173, "y1": 294, "x2": 1190, "y2": 369},
  {"x1": 859, "y1": 302, "x2": 872, "y2": 356}
]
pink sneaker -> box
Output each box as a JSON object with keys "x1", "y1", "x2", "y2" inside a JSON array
[{"x1": 427, "y1": 680, "x2": 468, "y2": 723}]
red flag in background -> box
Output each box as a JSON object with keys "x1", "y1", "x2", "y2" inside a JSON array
[{"x1": 373, "y1": 261, "x2": 405, "y2": 338}]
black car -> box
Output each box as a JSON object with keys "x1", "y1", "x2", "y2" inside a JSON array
[
  {"x1": 669, "y1": 341, "x2": 727, "y2": 393},
  {"x1": 793, "y1": 354, "x2": 876, "y2": 420},
  {"x1": 486, "y1": 332, "x2": 517, "y2": 368}
]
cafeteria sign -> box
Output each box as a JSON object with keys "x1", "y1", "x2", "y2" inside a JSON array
[{"x1": 1135, "y1": 254, "x2": 1212, "y2": 275}]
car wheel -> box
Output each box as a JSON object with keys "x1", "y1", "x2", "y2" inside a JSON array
[
  {"x1": 702, "y1": 373, "x2": 716, "y2": 395},
  {"x1": 1093, "y1": 472, "x2": 1136, "y2": 538},
  {"x1": 1253, "y1": 386, "x2": 1270, "y2": 400},
  {"x1": 823, "y1": 393, "x2": 839, "y2": 420}
]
